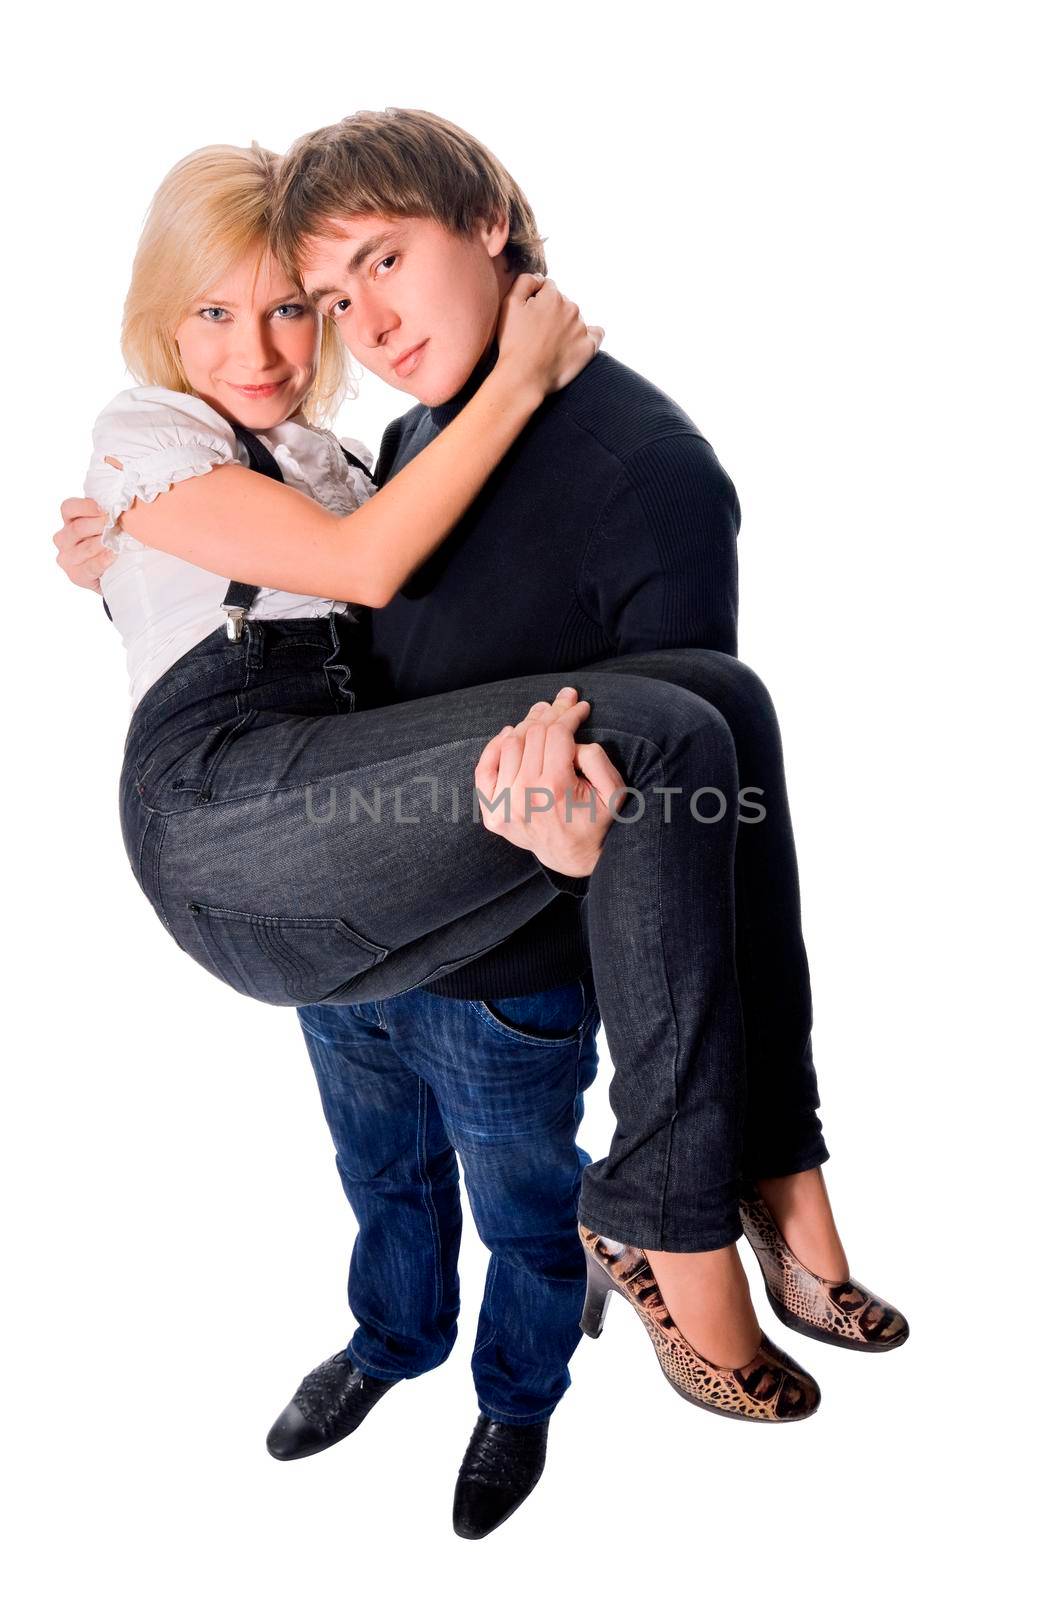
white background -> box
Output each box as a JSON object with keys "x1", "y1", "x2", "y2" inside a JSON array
[{"x1": 5, "y1": 1, "x2": 1058, "y2": 1594}]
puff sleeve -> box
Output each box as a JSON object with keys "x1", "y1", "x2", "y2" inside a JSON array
[{"x1": 84, "y1": 386, "x2": 239, "y2": 551}]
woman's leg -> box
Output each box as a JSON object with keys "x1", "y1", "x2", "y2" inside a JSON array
[
  {"x1": 578, "y1": 653, "x2": 907, "y2": 1360},
  {"x1": 576, "y1": 649, "x2": 826, "y2": 1172},
  {"x1": 579, "y1": 649, "x2": 848, "y2": 1283},
  {"x1": 152, "y1": 665, "x2": 748, "y2": 1255}
]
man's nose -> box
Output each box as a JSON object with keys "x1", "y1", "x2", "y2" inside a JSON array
[{"x1": 349, "y1": 291, "x2": 400, "y2": 354}]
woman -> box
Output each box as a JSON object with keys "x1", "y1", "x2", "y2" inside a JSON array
[{"x1": 60, "y1": 144, "x2": 906, "y2": 1431}]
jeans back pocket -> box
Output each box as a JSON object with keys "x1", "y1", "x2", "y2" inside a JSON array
[{"x1": 186, "y1": 901, "x2": 388, "y2": 1006}]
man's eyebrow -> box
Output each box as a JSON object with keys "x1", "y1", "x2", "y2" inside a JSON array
[{"x1": 307, "y1": 231, "x2": 399, "y2": 305}]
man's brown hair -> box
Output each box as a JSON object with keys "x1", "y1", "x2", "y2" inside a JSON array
[{"x1": 271, "y1": 108, "x2": 547, "y2": 278}]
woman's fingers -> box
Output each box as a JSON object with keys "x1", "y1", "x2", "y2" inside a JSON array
[
  {"x1": 506, "y1": 270, "x2": 547, "y2": 307},
  {"x1": 53, "y1": 515, "x2": 115, "y2": 593},
  {"x1": 53, "y1": 519, "x2": 105, "y2": 553},
  {"x1": 529, "y1": 276, "x2": 559, "y2": 306},
  {"x1": 59, "y1": 497, "x2": 105, "y2": 525}
]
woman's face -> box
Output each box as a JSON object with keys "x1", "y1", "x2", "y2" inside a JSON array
[{"x1": 174, "y1": 249, "x2": 320, "y2": 429}]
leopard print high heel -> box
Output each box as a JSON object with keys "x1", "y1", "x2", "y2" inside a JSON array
[
  {"x1": 739, "y1": 1191, "x2": 909, "y2": 1352},
  {"x1": 579, "y1": 1227, "x2": 821, "y2": 1422}
]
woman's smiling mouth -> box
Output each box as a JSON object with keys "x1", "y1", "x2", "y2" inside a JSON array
[{"x1": 227, "y1": 380, "x2": 286, "y2": 399}]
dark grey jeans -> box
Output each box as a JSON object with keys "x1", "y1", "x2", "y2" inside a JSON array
[{"x1": 121, "y1": 614, "x2": 827, "y2": 1250}]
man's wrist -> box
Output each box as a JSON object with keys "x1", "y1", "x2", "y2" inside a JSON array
[
  {"x1": 536, "y1": 860, "x2": 592, "y2": 898},
  {"x1": 535, "y1": 842, "x2": 602, "y2": 899}
]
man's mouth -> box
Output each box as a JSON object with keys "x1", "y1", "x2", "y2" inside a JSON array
[{"x1": 391, "y1": 340, "x2": 428, "y2": 379}]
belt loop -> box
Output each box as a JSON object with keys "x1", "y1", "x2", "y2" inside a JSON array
[{"x1": 244, "y1": 620, "x2": 265, "y2": 672}]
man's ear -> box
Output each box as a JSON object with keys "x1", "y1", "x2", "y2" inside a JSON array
[{"x1": 479, "y1": 213, "x2": 511, "y2": 260}]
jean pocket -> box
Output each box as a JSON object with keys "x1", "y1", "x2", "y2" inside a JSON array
[
  {"x1": 185, "y1": 901, "x2": 388, "y2": 1006},
  {"x1": 473, "y1": 977, "x2": 594, "y2": 1047}
]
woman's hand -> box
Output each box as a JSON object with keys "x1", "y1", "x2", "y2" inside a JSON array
[
  {"x1": 53, "y1": 497, "x2": 113, "y2": 593},
  {"x1": 474, "y1": 686, "x2": 626, "y2": 879},
  {"x1": 495, "y1": 275, "x2": 603, "y2": 399}
]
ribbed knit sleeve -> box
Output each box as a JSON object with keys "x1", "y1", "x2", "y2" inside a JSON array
[
  {"x1": 536, "y1": 862, "x2": 592, "y2": 898},
  {"x1": 578, "y1": 433, "x2": 741, "y2": 658}
]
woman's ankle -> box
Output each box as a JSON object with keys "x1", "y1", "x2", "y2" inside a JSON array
[
  {"x1": 645, "y1": 1242, "x2": 762, "y2": 1369},
  {"x1": 754, "y1": 1168, "x2": 850, "y2": 1282}
]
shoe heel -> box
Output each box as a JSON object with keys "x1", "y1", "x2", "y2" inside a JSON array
[{"x1": 580, "y1": 1253, "x2": 615, "y2": 1338}]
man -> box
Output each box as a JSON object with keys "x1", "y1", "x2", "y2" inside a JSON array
[{"x1": 55, "y1": 108, "x2": 743, "y2": 1538}]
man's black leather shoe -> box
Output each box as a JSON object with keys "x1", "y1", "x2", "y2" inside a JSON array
[
  {"x1": 452, "y1": 1414, "x2": 550, "y2": 1539},
  {"x1": 266, "y1": 1351, "x2": 396, "y2": 1461}
]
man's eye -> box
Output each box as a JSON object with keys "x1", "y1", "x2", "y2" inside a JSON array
[
  {"x1": 198, "y1": 306, "x2": 229, "y2": 322},
  {"x1": 374, "y1": 255, "x2": 398, "y2": 277},
  {"x1": 328, "y1": 298, "x2": 352, "y2": 319}
]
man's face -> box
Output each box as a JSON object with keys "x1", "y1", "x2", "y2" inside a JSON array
[{"x1": 299, "y1": 213, "x2": 512, "y2": 407}]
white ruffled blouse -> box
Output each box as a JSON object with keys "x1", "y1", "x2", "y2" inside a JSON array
[{"x1": 84, "y1": 386, "x2": 376, "y2": 712}]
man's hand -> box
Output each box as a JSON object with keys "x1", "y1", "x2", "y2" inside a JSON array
[
  {"x1": 474, "y1": 686, "x2": 626, "y2": 879},
  {"x1": 53, "y1": 497, "x2": 114, "y2": 593}
]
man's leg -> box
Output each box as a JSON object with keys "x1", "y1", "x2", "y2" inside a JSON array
[
  {"x1": 383, "y1": 980, "x2": 601, "y2": 1423},
  {"x1": 297, "y1": 1000, "x2": 462, "y2": 1380}
]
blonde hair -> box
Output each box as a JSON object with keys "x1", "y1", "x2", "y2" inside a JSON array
[
  {"x1": 271, "y1": 108, "x2": 546, "y2": 278},
  {"x1": 121, "y1": 143, "x2": 349, "y2": 426}
]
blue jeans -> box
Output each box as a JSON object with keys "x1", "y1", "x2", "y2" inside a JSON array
[{"x1": 296, "y1": 976, "x2": 601, "y2": 1424}]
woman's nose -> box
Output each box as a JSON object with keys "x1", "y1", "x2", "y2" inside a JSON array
[{"x1": 232, "y1": 318, "x2": 276, "y2": 372}]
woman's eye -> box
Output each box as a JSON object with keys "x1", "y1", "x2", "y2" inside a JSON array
[
  {"x1": 273, "y1": 303, "x2": 307, "y2": 320},
  {"x1": 328, "y1": 298, "x2": 352, "y2": 320},
  {"x1": 198, "y1": 306, "x2": 229, "y2": 322}
]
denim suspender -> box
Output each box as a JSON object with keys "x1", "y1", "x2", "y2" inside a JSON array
[
  {"x1": 220, "y1": 424, "x2": 371, "y2": 642},
  {"x1": 219, "y1": 424, "x2": 283, "y2": 641}
]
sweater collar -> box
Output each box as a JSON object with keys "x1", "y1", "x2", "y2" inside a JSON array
[{"x1": 429, "y1": 339, "x2": 500, "y2": 427}]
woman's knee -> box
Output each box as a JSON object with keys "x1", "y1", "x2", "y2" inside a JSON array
[
  {"x1": 598, "y1": 648, "x2": 778, "y2": 725},
  {"x1": 650, "y1": 649, "x2": 779, "y2": 727},
  {"x1": 576, "y1": 671, "x2": 739, "y2": 782}
]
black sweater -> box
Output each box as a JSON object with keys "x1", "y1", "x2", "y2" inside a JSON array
[{"x1": 359, "y1": 344, "x2": 741, "y2": 998}]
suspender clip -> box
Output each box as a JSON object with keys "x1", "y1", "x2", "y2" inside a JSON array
[{"x1": 222, "y1": 606, "x2": 248, "y2": 642}]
